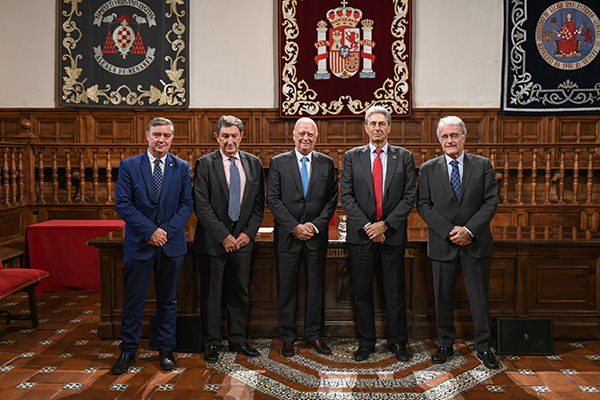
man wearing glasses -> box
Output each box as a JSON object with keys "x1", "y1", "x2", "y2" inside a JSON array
[{"x1": 417, "y1": 116, "x2": 500, "y2": 369}]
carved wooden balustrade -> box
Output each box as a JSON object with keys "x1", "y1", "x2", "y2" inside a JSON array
[{"x1": 2, "y1": 143, "x2": 599, "y2": 210}]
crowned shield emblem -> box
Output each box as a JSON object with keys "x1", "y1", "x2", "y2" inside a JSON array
[{"x1": 314, "y1": 1, "x2": 376, "y2": 80}]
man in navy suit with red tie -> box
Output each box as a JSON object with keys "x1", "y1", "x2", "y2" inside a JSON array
[
  {"x1": 112, "y1": 117, "x2": 193, "y2": 374},
  {"x1": 340, "y1": 106, "x2": 416, "y2": 362}
]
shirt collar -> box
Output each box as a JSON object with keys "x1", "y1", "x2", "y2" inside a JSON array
[
  {"x1": 220, "y1": 149, "x2": 239, "y2": 161},
  {"x1": 294, "y1": 148, "x2": 312, "y2": 163},
  {"x1": 445, "y1": 152, "x2": 465, "y2": 165},
  {"x1": 147, "y1": 150, "x2": 167, "y2": 164},
  {"x1": 368, "y1": 142, "x2": 389, "y2": 154}
]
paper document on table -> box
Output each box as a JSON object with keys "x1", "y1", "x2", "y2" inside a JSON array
[{"x1": 258, "y1": 227, "x2": 274, "y2": 234}]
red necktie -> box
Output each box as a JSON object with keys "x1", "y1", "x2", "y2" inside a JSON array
[{"x1": 373, "y1": 148, "x2": 383, "y2": 220}]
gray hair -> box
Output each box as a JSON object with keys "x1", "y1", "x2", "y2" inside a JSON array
[
  {"x1": 364, "y1": 105, "x2": 392, "y2": 126},
  {"x1": 436, "y1": 116, "x2": 466, "y2": 139},
  {"x1": 147, "y1": 117, "x2": 174, "y2": 135},
  {"x1": 215, "y1": 115, "x2": 244, "y2": 135}
]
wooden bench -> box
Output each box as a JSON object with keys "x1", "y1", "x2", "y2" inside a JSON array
[{"x1": 0, "y1": 259, "x2": 49, "y2": 327}]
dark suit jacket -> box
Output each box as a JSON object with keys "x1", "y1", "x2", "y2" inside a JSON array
[
  {"x1": 417, "y1": 152, "x2": 498, "y2": 261},
  {"x1": 266, "y1": 150, "x2": 338, "y2": 251},
  {"x1": 193, "y1": 149, "x2": 265, "y2": 256},
  {"x1": 340, "y1": 144, "x2": 416, "y2": 246},
  {"x1": 115, "y1": 152, "x2": 193, "y2": 260}
]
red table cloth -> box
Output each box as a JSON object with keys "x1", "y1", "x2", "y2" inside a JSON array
[{"x1": 24, "y1": 220, "x2": 125, "y2": 293}]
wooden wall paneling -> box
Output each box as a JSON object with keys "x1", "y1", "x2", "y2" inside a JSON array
[
  {"x1": 0, "y1": 207, "x2": 26, "y2": 247},
  {"x1": 557, "y1": 117, "x2": 600, "y2": 143},
  {"x1": 33, "y1": 111, "x2": 79, "y2": 143},
  {"x1": 90, "y1": 112, "x2": 139, "y2": 144},
  {"x1": 0, "y1": 112, "x2": 21, "y2": 142}
]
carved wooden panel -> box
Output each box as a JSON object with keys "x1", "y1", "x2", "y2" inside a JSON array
[{"x1": 34, "y1": 112, "x2": 79, "y2": 143}]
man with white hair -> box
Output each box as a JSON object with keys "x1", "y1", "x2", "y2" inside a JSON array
[
  {"x1": 417, "y1": 116, "x2": 500, "y2": 369},
  {"x1": 267, "y1": 117, "x2": 338, "y2": 357}
]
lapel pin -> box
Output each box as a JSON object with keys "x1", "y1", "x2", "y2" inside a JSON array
[{"x1": 392, "y1": 155, "x2": 397, "y2": 160}]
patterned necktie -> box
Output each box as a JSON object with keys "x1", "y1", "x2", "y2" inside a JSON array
[
  {"x1": 153, "y1": 158, "x2": 163, "y2": 201},
  {"x1": 373, "y1": 148, "x2": 383, "y2": 220},
  {"x1": 450, "y1": 159, "x2": 461, "y2": 200},
  {"x1": 300, "y1": 156, "x2": 309, "y2": 197},
  {"x1": 228, "y1": 157, "x2": 241, "y2": 221}
]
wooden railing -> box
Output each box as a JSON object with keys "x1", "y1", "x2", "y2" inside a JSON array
[{"x1": 2, "y1": 142, "x2": 599, "y2": 208}]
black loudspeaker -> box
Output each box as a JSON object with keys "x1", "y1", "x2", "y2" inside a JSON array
[
  {"x1": 149, "y1": 315, "x2": 203, "y2": 353},
  {"x1": 497, "y1": 318, "x2": 554, "y2": 355}
]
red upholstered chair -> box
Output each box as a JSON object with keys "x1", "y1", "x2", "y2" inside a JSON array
[{"x1": 0, "y1": 259, "x2": 49, "y2": 327}]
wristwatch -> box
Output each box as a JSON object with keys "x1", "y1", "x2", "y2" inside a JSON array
[{"x1": 384, "y1": 220, "x2": 391, "y2": 228}]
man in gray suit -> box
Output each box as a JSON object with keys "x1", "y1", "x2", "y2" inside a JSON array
[
  {"x1": 340, "y1": 106, "x2": 416, "y2": 362},
  {"x1": 267, "y1": 117, "x2": 338, "y2": 358},
  {"x1": 417, "y1": 116, "x2": 499, "y2": 369},
  {"x1": 193, "y1": 115, "x2": 265, "y2": 363}
]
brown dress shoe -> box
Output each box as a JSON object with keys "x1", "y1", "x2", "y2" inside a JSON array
[
  {"x1": 281, "y1": 342, "x2": 295, "y2": 357},
  {"x1": 307, "y1": 339, "x2": 332, "y2": 355}
]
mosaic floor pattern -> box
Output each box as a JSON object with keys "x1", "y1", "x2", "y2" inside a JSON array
[{"x1": 2, "y1": 291, "x2": 600, "y2": 399}]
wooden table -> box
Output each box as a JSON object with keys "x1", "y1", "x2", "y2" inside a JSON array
[{"x1": 89, "y1": 226, "x2": 600, "y2": 340}]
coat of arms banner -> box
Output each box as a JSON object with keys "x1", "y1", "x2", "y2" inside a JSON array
[
  {"x1": 59, "y1": 0, "x2": 188, "y2": 108},
  {"x1": 502, "y1": 0, "x2": 600, "y2": 113},
  {"x1": 279, "y1": 0, "x2": 412, "y2": 118}
]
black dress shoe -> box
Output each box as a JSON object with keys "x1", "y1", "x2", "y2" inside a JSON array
[
  {"x1": 477, "y1": 350, "x2": 499, "y2": 369},
  {"x1": 111, "y1": 353, "x2": 136, "y2": 375},
  {"x1": 158, "y1": 350, "x2": 175, "y2": 371},
  {"x1": 281, "y1": 342, "x2": 295, "y2": 357},
  {"x1": 229, "y1": 342, "x2": 260, "y2": 357},
  {"x1": 390, "y1": 343, "x2": 410, "y2": 362},
  {"x1": 432, "y1": 346, "x2": 453, "y2": 364},
  {"x1": 204, "y1": 343, "x2": 220, "y2": 363},
  {"x1": 354, "y1": 345, "x2": 375, "y2": 362},
  {"x1": 307, "y1": 339, "x2": 332, "y2": 355}
]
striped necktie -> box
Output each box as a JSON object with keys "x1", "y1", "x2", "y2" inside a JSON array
[{"x1": 373, "y1": 148, "x2": 383, "y2": 220}]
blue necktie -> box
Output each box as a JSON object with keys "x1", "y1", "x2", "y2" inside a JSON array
[
  {"x1": 153, "y1": 158, "x2": 163, "y2": 201},
  {"x1": 450, "y1": 160, "x2": 461, "y2": 200},
  {"x1": 300, "y1": 156, "x2": 309, "y2": 197},
  {"x1": 228, "y1": 157, "x2": 241, "y2": 221}
]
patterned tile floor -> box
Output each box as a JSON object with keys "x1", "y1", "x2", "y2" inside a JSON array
[{"x1": 1, "y1": 292, "x2": 600, "y2": 399}]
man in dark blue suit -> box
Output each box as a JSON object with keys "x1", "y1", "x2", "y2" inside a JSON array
[
  {"x1": 194, "y1": 115, "x2": 265, "y2": 363},
  {"x1": 112, "y1": 117, "x2": 193, "y2": 374},
  {"x1": 267, "y1": 117, "x2": 338, "y2": 357}
]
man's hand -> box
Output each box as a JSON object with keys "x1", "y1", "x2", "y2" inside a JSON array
[
  {"x1": 292, "y1": 223, "x2": 315, "y2": 241},
  {"x1": 372, "y1": 233, "x2": 386, "y2": 243},
  {"x1": 221, "y1": 234, "x2": 240, "y2": 253},
  {"x1": 236, "y1": 232, "x2": 251, "y2": 248},
  {"x1": 365, "y1": 221, "x2": 387, "y2": 241},
  {"x1": 148, "y1": 228, "x2": 168, "y2": 247},
  {"x1": 449, "y1": 226, "x2": 472, "y2": 246}
]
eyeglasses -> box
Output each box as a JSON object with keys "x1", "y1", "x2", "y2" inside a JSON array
[{"x1": 439, "y1": 133, "x2": 461, "y2": 141}]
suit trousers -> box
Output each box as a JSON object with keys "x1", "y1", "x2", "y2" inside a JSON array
[
  {"x1": 120, "y1": 249, "x2": 183, "y2": 354},
  {"x1": 198, "y1": 245, "x2": 253, "y2": 347},
  {"x1": 432, "y1": 249, "x2": 492, "y2": 352},
  {"x1": 276, "y1": 244, "x2": 327, "y2": 343},
  {"x1": 347, "y1": 242, "x2": 408, "y2": 348}
]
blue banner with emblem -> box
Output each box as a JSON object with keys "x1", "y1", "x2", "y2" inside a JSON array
[
  {"x1": 502, "y1": 0, "x2": 600, "y2": 113},
  {"x1": 59, "y1": 0, "x2": 188, "y2": 108}
]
